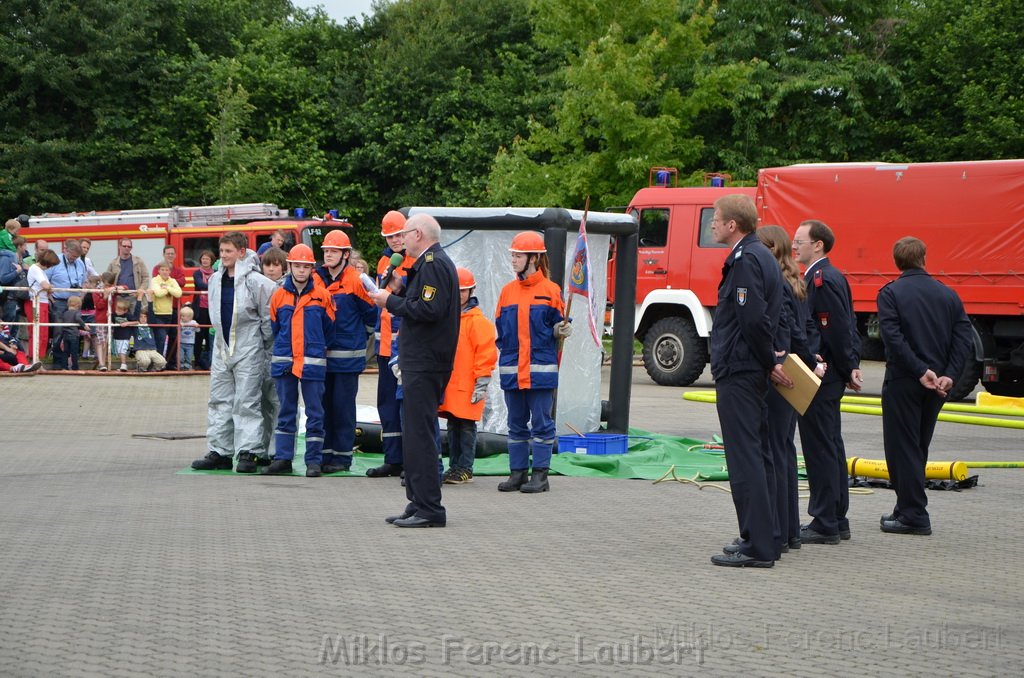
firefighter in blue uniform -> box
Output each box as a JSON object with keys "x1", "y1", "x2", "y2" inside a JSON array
[
  {"x1": 708, "y1": 195, "x2": 788, "y2": 568},
  {"x1": 792, "y1": 219, "x2": 862, "y2": 544},
  {"x1": 878, "y1": 236, "x2": 972, "y2": 535},
  {"x1": 369, "y1": 214, "x2": 460, "y2": 528}
]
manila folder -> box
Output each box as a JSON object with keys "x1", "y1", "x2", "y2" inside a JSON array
[{"x1": 775, "y1": 353, "x2": 821, "y2": 416}]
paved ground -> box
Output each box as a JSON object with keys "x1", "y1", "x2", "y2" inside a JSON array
[{"x1": 1, "y1": 362, "x2": 1021, "y2": 676}]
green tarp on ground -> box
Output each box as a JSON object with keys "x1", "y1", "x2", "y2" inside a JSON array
[{"x1": 178, "y1": 429, "x2": 760, "y2": 481}]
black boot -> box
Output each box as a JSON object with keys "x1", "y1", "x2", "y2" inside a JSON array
[
  {"x1": 366, "y1": 463, "x2": 403, "y2": 478},
  {"x1": 498, "y1": 469, "x2": 529, "y2": 492},
  {"x1": 264, "y1": 459, "x2": 293, "y2": 475},
  {"x1": 192, "y1": 451, "x2": 233, "y2": 471},
  {"x1": 520, "y1": 468, "x2": 549, "y2": 493},
  {"x1": 305, "y1": 463, "x2": 322, "y2": 478},
  {"x1": 235, "y1": 452, "x2": 257, "y2": 474}
]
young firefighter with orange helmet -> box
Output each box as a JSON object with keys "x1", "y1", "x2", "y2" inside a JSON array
[
  {"x1": 495, "y1": 232, "x2": 571, "y2": 493},
  {"x1": 266, "y1": 244, "x2": 336, "y2": 477},
  {"x1": 366, "y1": 210, "x2": 417, "y2": 479},
  {"x1": 439, "y1": 268, "x2": 498, "y2": 484},
  {"x1": 317, "y1": 228, "x2": 378, "y2": 474}
]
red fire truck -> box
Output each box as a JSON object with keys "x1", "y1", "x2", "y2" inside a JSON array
[{"x1": 623, "y1": 160, "x2": 1024, "y2": 400}]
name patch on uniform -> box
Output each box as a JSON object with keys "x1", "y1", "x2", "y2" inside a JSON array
[
  {"x1": 736, "y1": 287, "x2": 747, "y2": 305},
  {"x1": 421, "y1": 285, "x2": 437, "y2": 301},
  {"x1": 818, "y1": 312, "x2": 830, "y2": 328},
  {"x1": 425, "y1": 252, "x2": 434, "y2": 262},
  {"x1": 814, "y1": 270, "x2": 823, "y2": 288}
]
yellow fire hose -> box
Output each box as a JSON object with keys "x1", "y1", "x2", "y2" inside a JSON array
[
  {"x1": 847, "y1": 457, "x2": 968, "y2": 481},
  {"x1": 841, "y1": 394, "x2": 1024, "y2": 418}
]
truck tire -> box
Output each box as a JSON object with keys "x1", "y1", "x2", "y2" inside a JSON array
[
  {"x1": 641, "y1": 316, "x2": 708, "y2": 386},
  {"x1": 859, "y1": 336, "x2": 886, "y2": 362},
  {"x1": 946, "y1": 359, "x2": 982, "y2": 402}
]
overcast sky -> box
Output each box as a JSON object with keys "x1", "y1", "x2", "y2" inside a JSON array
[{"x1": 293, "y1": 0, "x2": 379, "y2": 23}]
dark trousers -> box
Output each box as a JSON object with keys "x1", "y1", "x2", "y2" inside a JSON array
[
  {"x1": 767, "y1": 387, "x2": 800, "y2": 545},
  {"x1": 401, "y1": 370, "x2": 450, "y2": 523},
  {"x1": 798, "y1": 378, "x2": 847, "y2": 536},
  {"x1": 445, "y1": 416, "x2": 478, "y2": 472},
  {"x1": 716, "y1": 370, "x2": 777, "y2": 561},
  {"x1": 194, "y1": 306, "x2": 212, "y2": 369},
  {"x1": 54, "y1": 332, "x2": 80, "y2": 370},
  {"x1": 273, "y1": 374, "x2": 326, "y2": 466},
  {"x1": 152, "y1": 313, "x2": 174, "y2": 366},
  {"x1": 882, "y1": 376, "x2": 944, "y2": 527},
  {"x1": 377, "y1": 355, "x2": 403, "y2": 465},
  {"x1": 323, "y1": 372, "x2": 359, "y2": 466}
]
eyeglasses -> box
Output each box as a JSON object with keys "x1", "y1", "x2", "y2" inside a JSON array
[{"x1": 791, "y1": 239, "x2": 816, "y2": 246}]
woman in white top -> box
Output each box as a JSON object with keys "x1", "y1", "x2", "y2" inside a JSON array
[{"x1": 25, "y1": 249, "x2": 58, "y2": 362}]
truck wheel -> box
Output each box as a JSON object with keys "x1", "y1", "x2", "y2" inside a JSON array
[
  {"x1": 641, "y1": 317, "x2": 707, "y2": 386},
  {"x1": 859, "y1": 336, "x2": 886, "y2": 362},
  {"x1": 946, "y1": 359, "x2": 982, "y2": 402}
]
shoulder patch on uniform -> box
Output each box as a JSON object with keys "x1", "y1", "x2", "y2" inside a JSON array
[
  {"x1": 818, "y1": 312, "x2": 829, "y2": 328},
  {"x1": 421, "y1": 285, "x2": 436, "y2": 301},
  {"x1": 813, "y1": 270, "x2": 823, "y2": 288},
  {"x1": 734, "y1": 247, "x2": 743, "y2": 259},
  {"x1": 736, "y1": 287, "x2": 747, "y2": 305},
  {"x1": 425, "y1": 252, "x2": 434, "y2": 262}
]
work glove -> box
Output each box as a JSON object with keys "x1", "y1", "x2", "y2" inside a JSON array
[
  {"x1": 390, "y1": 359, "x2": 402, "y2": 386},
  {"x1": 470, "y1": 377, "x2": 490, "y2": 404},
  {"x1": 553, "y1": 321, "x2": 573, "y2": 339}
]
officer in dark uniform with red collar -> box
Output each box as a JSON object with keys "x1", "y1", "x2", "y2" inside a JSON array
[
  {"x1": 708, "y1": 195, "x2": 790, "y2": 568},
  {"x1": 792, "y1": 219, "x2": 862, "y2": 545},
  {"x1": 370, "y1": 213, "x2": 460, "y2": 528},
  {"x1": 878, "y1": 236, "x2": 972, "y2": 535}
]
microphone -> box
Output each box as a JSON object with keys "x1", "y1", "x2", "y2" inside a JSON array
[{"x1": 380, "y1": 252, "x2": 405, "y2": 290}]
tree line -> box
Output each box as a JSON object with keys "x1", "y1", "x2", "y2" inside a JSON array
[{"x1": 1, "y1": 0, "x2": 1020, "y2": 253}]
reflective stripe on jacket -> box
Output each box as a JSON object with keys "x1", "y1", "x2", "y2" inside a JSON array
[
  {"x1": 439, "y1": 302, "x2": 498, "y2": 421},
  {"x1": 269, "y1": 275, "x2": 336, "y2": 380},
  {"x1": 494, "y1": 270, "x2": 564, "y2": 391},
  {"x1": 317, "y1": 264, "x2": 377, "y2": 373}
]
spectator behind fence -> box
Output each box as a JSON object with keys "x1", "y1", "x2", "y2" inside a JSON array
[
  {"x1": 150, "y1": 263, "x2": 182, "y2": 368},
  {"x1": 80, "y1": 274, "x2": 99, "y2": 360},
  {"x1": 112, "y1": 292, "x2": 144, "y2": 372},
  {"x1": 24, "y1": 249, "x2": 58, "y2": 361},
  {"x1": 23, "y1": 239, "x2": 47, "y2": 267},
  {"x1": 1, "y1": 218, "x2": 20, "y2": 253},
  {"x1": 79, "y1": 238, "x2": 100, "y2": 277},
  {"x1": 192, "y1": 250, "x2": 216, "y2": 370},
  {"x1": 91, "y1": 272, "x2": 116, "y2": 372},
  {"x1": 0, "y1": 241, "x2": 20, "y2": 322},
  {"x1": 133, "y1": 309, "x2": 167, "y2": 372},
  {"x1": 48, "y1": 239, "x2": 87, "y2": 324},
  {"x1": 107, "y1": 238, "x2": 150, "y2": 297},
  {"x1": 0, "y1": 323, "x2": 41, "y2": 373},
  {"x1": 179, "y1": 306, "x2": 199, "y2": 370},
  {"x1": 53, "y1": 295, "x2": 86, "y2": 371}
]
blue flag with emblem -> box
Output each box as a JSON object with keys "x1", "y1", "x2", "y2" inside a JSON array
[{"x1": 566, "y1": 205, "x2": 601, "y2": 348}]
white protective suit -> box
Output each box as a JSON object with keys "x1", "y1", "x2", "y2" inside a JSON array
[{"x1": 207, "y1": 252, "x2": 278, "y2": 459}]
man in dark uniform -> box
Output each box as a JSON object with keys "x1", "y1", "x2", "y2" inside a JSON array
[
  {"x1": 878, "y1": 236, "x2": 972, "y2": 535},
  {"x1": 370, "y1": 213, "x2": 460, "y2": 528},
  {"x1": 792, "y1": 219, "x2": 862, "y2": 545},
  {"x1": 709, "y1": 194, "x2": 791, "y2": 568}
]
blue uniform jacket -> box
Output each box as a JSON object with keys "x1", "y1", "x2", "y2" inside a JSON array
[
  {"x1": 710, "y1": 232, "x2": 782, "y2": 380},
  {"x1": 776, "y1": 283, "x2": 816, "y2": 369},
  {"x1": 802, "y1": 257, "x2": 860, "y2": 384},
  {"x1": 269, "y1": 275, "x2": 336, "y2": 381},
  {"x1": 877, "y1": 268, "x2": 973, "y2": 381},
  {"x1": 316, "y1": 264, "x2": 377, "y2": 373}
]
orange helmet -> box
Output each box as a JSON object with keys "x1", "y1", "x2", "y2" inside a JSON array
[
  {"x1": 321, "y1": 229, "x2": 352, "y2": 250},
  {"x1": 509, "y1": 231, "x2": 546, "y2": 253},
  {"x1": 381, "y1": 210, "x2": 406, "y2": 237},
  {"x1": 457, "y1": 267, "x2": 476, "y2": 290},
  {"x1": 286, "y1": 244, "x2": 316, "y2": 264}
]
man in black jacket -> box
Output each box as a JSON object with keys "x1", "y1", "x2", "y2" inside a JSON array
[
  {"x1": 371, "y1": 213, "x2": 460, "y2": 528},
  {"x1": 877, "y1": 237, "x2": 972, "y2": 535}
]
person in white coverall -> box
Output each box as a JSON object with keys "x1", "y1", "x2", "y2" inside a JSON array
[{"x1": 191, "y1": 232, "x2": 278, "y2": 473}]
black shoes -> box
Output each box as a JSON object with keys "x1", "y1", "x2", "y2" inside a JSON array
[
  {"x1": 443, "y1": 468, "x2": 473, "y2": 484},
  {"x1": 366, "y1": 463, "x2": 403, "y2": 478},
  {"x1": 498, "y1": 469, "x2": 529, "y2": 492},
  {"x1": 880, "y1": 518, "x2": 932, "y2": 535},
  {"x1": 788, "y1": 537, "x2": 802, "y2": 550},
  {"x1": 305, "y1": 463, "x2": 322, "y2": 478},
  {"x1": 393, "y1": 516, "x2": 446, "y2": 528},
  {"x1": 235, "y1": 452, "x2": 257, "y2": 474},
  {"x1": 264, "y1": 459, "x2": 293, "y2": 475},
  {"x1": 711, "y1": 551, "x2": 774, "y2": 568},
  {"x1": 799, "y1": 526, "x2": 840, "y2": 545},
  {"x1": 191, "y1": 451, "x2": 233, "y2": 471},
  {"x1": 520, "y1": 468, "x2": 550, "y2": 493},
  {"x1": 839, "y1": 527, "x2": 852, "y2": 541},
  {"x1": 385, "y1": 511, "x2": 414, "y2": 524},
  {"x1": 322, "y1": 463, "x2": 351, "y2": 475}
]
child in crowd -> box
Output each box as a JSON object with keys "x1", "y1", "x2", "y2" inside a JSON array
[
  {"x1": 150, "y1": 262, "x2": 182, "y2": 364},
  {"x1": 80, "y1": 275, "x2": 100, "y2": 359},
  {"x1": 111, "y1": 291, "x2": 144, "y2": 372},
  {"x1": 1, "y1": 218, "x2": 20, "y2": 253},
  {"x1": 90, "y1": 272, "x2": 116, "y2": 371},
  {"x1": 260, "y1": 247, "x2": 287, "y2": 286},
  {"x1": 267, "y1": 244, "x2": 335, "y2": 476},
  {"x1": 53, "y1": 295, "x2": 86, "y2": 371},
  {"x1": 133, "y1": 309, "x2": 167, "y2": 372},
  {"x1": 178, "y1": 306, "x2": 199, "y2": 370},
  {"x1": 440, "y1": 268, "x2": 498, "y2": 484},
  {"x1": 0, "y1": 323, "x2": 41, "y2": 373}
]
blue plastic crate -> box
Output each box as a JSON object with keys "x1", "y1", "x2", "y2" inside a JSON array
[{"x1": 557, "y1": 433, "x2": 628, "y2": 455}]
